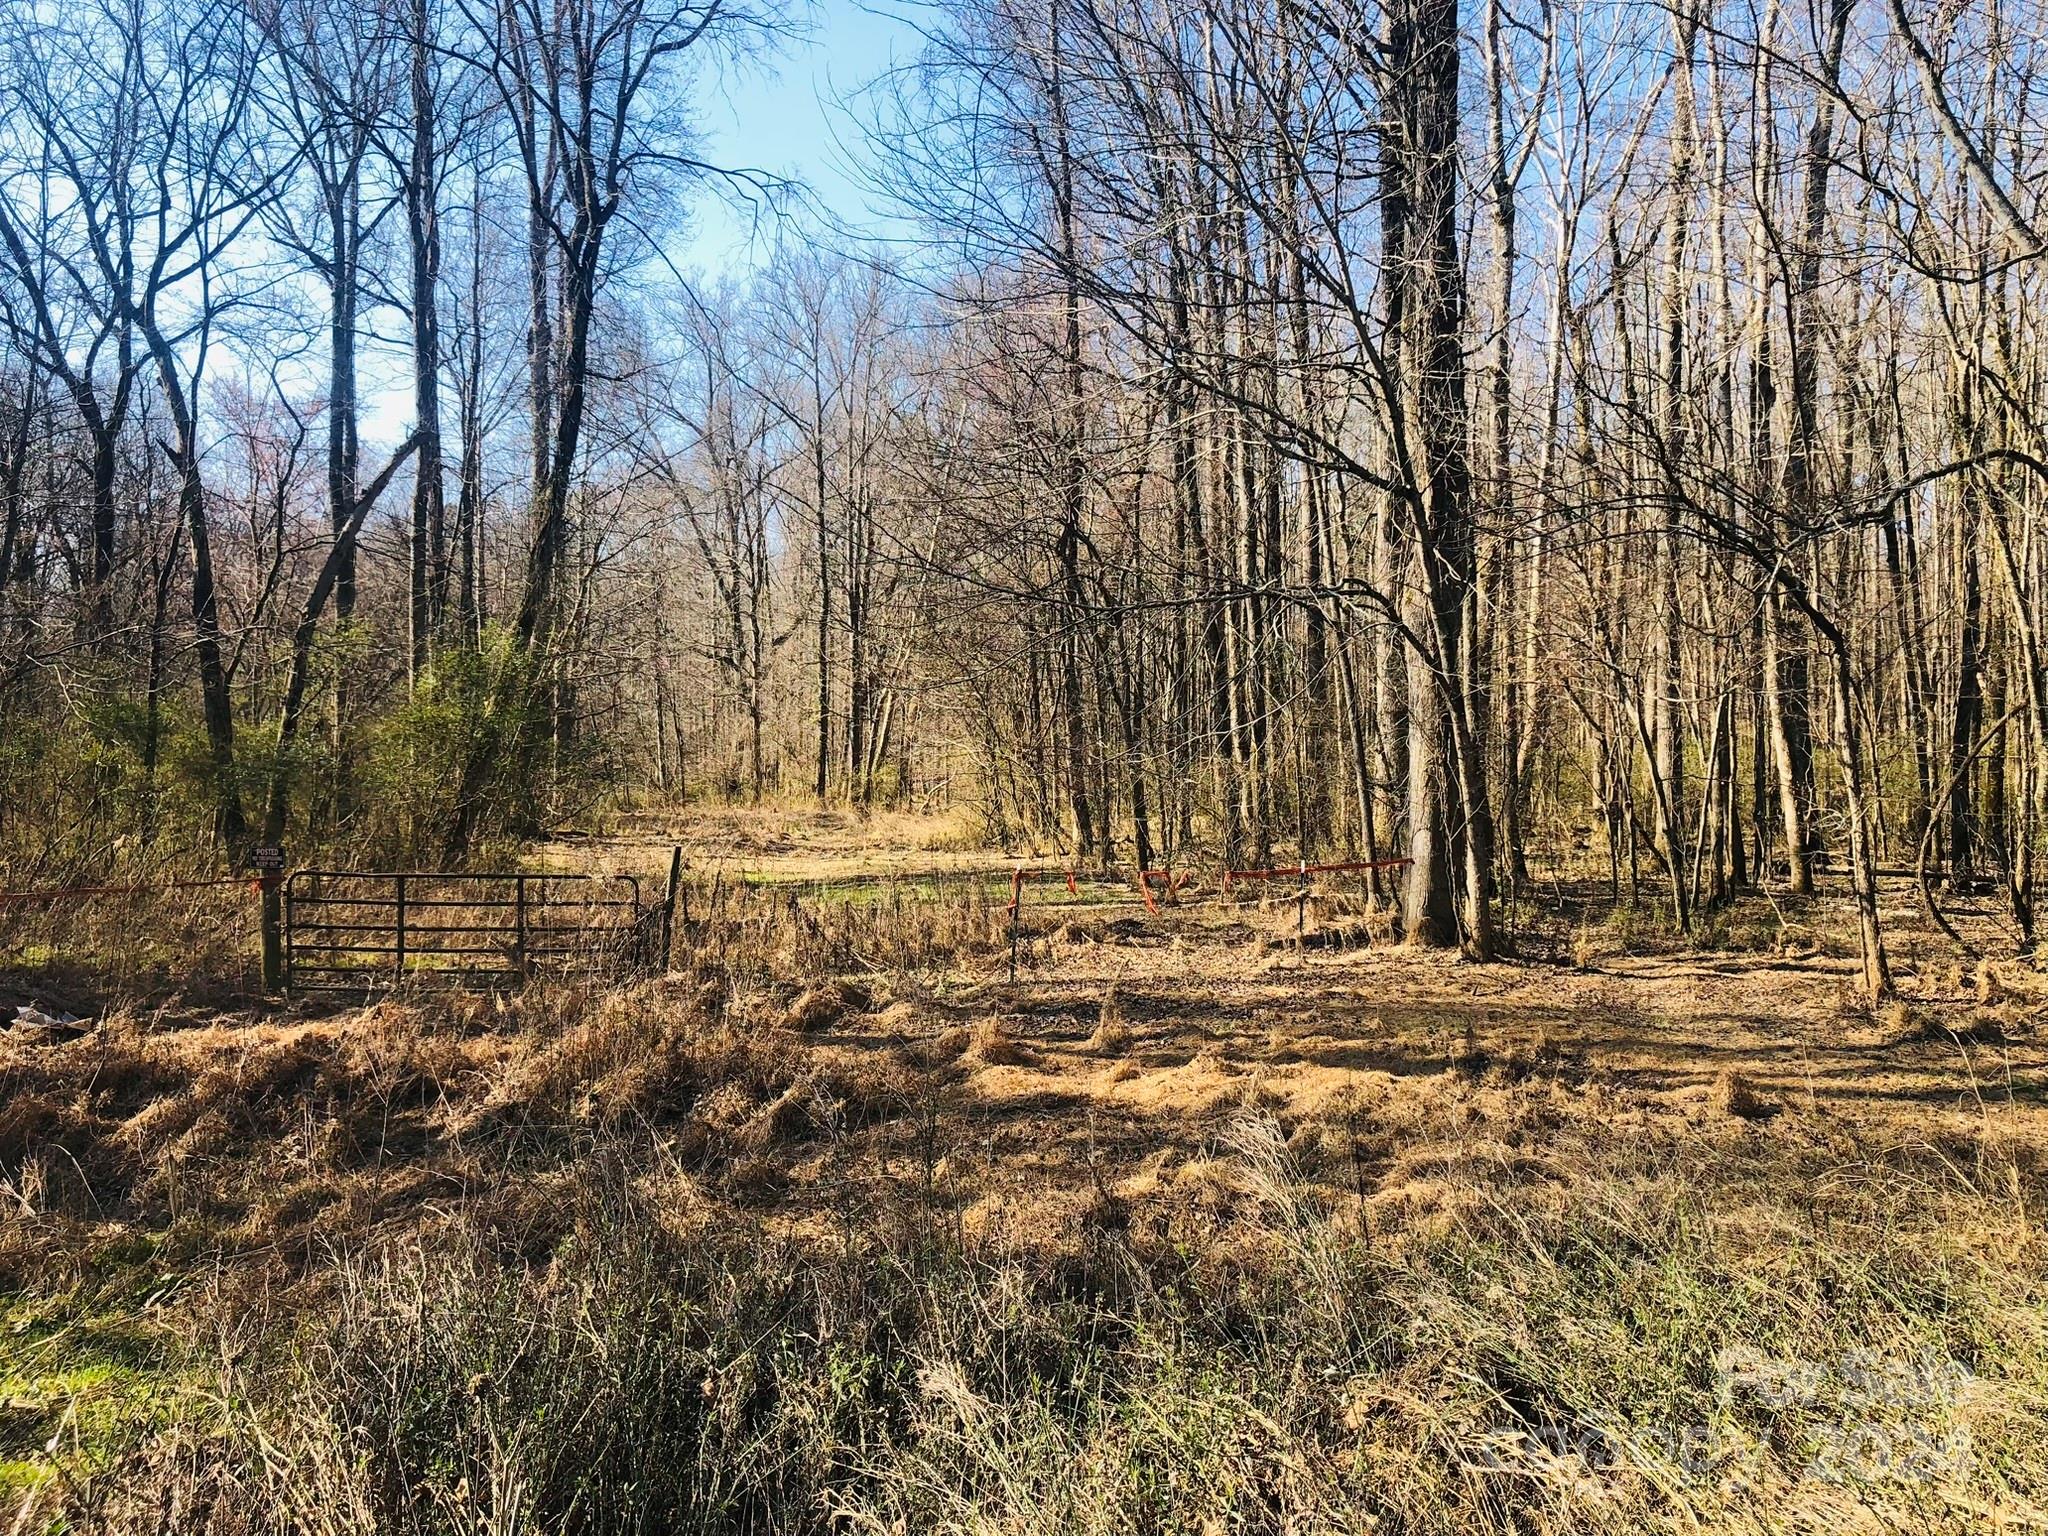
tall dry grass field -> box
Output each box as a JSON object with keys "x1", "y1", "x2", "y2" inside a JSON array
[{"x1": 2, "y1": 858, "x2": 2045, "y2": 1534}]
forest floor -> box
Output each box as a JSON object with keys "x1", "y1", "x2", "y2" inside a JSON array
[
  {"x1": 3, "y1": 807, "x2": 2047, "y2": 1533},
  {"x1": 570, "y1": 804, "x2": 2048, "y2": 1247}
]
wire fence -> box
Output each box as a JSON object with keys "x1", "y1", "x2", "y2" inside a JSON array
[{"x1": 0, "y1": 848, "x2": 1422, "y2": 998}]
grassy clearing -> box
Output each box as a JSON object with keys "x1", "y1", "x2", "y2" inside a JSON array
[{"x1": 3, "y1": 848, "x2": 2046, "y2": 1533}]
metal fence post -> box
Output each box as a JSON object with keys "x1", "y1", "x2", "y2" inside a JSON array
[
  {"x1": 515, "y1": 875, "x2": 528, "y2": 977},
  {"x1": 1007, "y1": 867, "x2": 1023, "y2": 984},
  {"x1": 394, "y1": 874, "x2": 408, "y2": 979}
]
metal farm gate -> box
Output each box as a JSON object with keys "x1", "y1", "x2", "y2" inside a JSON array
[{"x1": 282, "y1": 870, "x2": 658, "y2": 993}]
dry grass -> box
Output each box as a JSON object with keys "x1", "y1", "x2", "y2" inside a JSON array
[
  {"x1": 6, "y1": 825, "x2": 2048, "y2": 1533},
  {"x1": 1715, "y1": 1069, "x2": 1778, "y2": 1121},
  {"x1": 779, "y1": 979, "x2": 867, "y2": 1033},
  {"x1": 38, "y1": 1100, "x2": 2048, "y2": 1536},
  {"x1": 1, "y1": 880, "x2": 257, "y2": 1007},
  {"x1": 966, "y1": 1016, "x2": 1031, "y2": 1065},
  {"x1": 1087, "y1": 1018, "x2": 1131, "y2": 1056},
  {"x1": 1087, "y1": 983, "x2": 1130, "y2": 1055}
]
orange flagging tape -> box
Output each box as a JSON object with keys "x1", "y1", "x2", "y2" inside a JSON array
[
  {"x1": 1136, "y1": 867, "x2": 1195, "y2": 915},
  {"x1": 1004, "y1": 864, "x2": 1095, "y2": 917}
]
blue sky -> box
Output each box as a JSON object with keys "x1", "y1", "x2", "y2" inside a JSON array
[
  {"x1": 356, "y1": 0, "x2": 924, "y2": 442},
  {"x1": 677, "y1": 0, "x2": 927, "y2": 273}
]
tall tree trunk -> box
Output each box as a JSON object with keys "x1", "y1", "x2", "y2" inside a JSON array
[
  {"x1": 1048, "y1": 0, "x2": 1097, "y2": 862},
  {"x1": 812, "y1": 368, "x2": 833, "y2": 802},
  {"x1": 407, "y1": 0, "x2": 446, "y2": 676},
  {"x1": 143, "y1": 325, "x2": 245, "y2": 846},
  {"x1": 325, "y1": 181, "x2": 363, "y2": 823},
  {"x1": 1948, "y1": 522, "x2": 1985, "y2": 884},
  {"x1": 1771, "y1": 0, "x2": 1851, "y2": 894},
  {"x1": 454, "y1": 169, "x2": 487, "y2": 643},
  {"x1": 1653, "y1": 0, "x2": 1698, "y2": 929},
  {"x1": 1402, "y1": 0, "x2": 1493, "y2": 955}
]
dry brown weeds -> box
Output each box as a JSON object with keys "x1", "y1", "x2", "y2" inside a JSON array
[{"x1": 6, "y1": 837, "x2": 2048, "y2": 1533}]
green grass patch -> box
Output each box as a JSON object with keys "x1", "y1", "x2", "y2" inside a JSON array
[{"x1": 0, "y1": 1280, "x2": 201, "y2": 1516}]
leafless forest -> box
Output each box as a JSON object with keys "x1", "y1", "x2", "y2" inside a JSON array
[
  {"x1": 3, "y1": 0, "x2": 2045, "y2": 1003},
  {"x1": 8, "y1": 1, "x2": 2048, "y2": 1528}
]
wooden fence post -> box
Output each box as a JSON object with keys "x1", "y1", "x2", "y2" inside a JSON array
[
  {"x1": 253, "y1": 845, "x2": 287, "y2": 993},
  {"x1": 260, "y1": 875, "x2": 283, "y2": 992},
  {"x1": 1297, "y1": 858, "x2": 1309, "y2": 953},
  {"x1": 659, "y1": 844, "x2": 682, "y2": 970}
]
